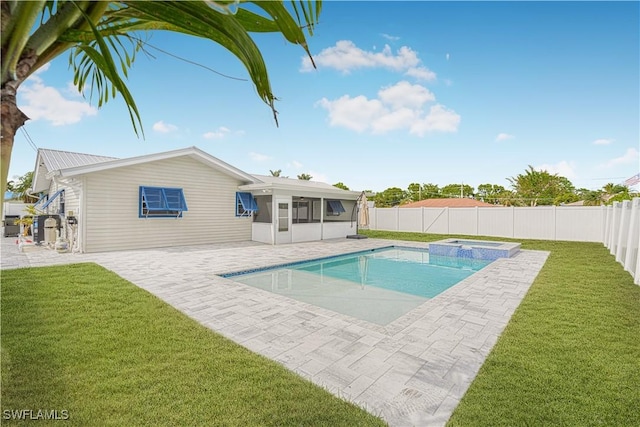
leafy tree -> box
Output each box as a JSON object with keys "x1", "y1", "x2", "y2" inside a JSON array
[
  {"x1": 333, "y1": 182, "x2": 349, "y2": 190},
  {"x1": 372, "y1": 187, "x2": 406, "y2": 207},
  {"x1": 1, "y1": 1, "x2": 321, "y2": 216},
  {"x1": 422, "y1": 183, "x2": 442, "y2": 199},
  {"x1": 602, "y1": 183, "x2": 628, "y2": 203},
  {"x1": 553, "y1": 192, "x2": 580, "y2": 205},
  {"x1": 5, "y1": 171, "x2": 37, "y2": 202},
  {"x1": 297, "y1": 173, "x2": 312, "y2": 180},
  {"x1": 508, "y1": 165, "x2": 575, "y2": 206},
  {"x1": 582, "y1": 190, "x2": 605, "y2": 206},
  {"x1": 406, "y1": 183, "x2": 422, "y2": 202},
  {"x1": 441, "y1": 183, "x2": 474, "y2": 198},
  {"x1": 476, "y1": 183, "x2": 506, "y2": 204}
]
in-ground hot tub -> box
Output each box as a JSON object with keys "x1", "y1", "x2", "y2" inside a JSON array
[{"x1": 429, "y1": 238, "x2": 520, "y2": 260}]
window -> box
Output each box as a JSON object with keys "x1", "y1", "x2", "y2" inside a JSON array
[
  {"x1": 236, "y1": 192, "x2": 258, "y2": 217},
  {"x1": 293, "y1": 197, "x2": 320, "y2": 223},
  {"x1": 41, "y1": 189, "x2": 65, "y2": 215},
  {"x1": 139, "y1": 186, "x2": 188, "y2": 218},
  {"x1": 326, "y1": 200, "x2": 346, "y2": 216}
]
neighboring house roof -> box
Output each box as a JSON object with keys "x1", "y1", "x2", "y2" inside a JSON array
[
  {"x1": 33, "y1": 146, "x2": 258, "y2": 192},
  {"x1": 33, "y1": 148, "x2": 118, "y2": 192},
  {"x1": 240, "y1": 175, "x2": 360, "y2": 199},
  {"x1": 400, "y1": 198, "x2": 498, "y2": 208}
]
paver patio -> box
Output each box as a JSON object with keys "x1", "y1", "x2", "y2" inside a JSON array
[{"x1": 1, "y1": 236, "x2": 548, "y2": 426}]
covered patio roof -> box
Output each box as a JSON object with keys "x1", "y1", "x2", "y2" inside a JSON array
[{"x1": 241, "y1": 175, "x2": 360, "y2": 199}]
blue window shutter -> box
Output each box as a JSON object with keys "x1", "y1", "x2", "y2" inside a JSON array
[
  {"x1": 41, "y1": 189, "x2": 64, "y2": 209},
  {"x1": 140, "y1": 186, "x2": 187, "y2": 217},
  {"x1": 327, "y1": 200, "x2": 345, "y2": 214},
  {"x1": 142, "y1": 187, "x2": 165, "y2": 210},
  {"x1": 164, "y1": 188, "x2": 188, "y2": 211},
  {"x1": 236, "y1": 192, "x2": 258, "y2": 216}
]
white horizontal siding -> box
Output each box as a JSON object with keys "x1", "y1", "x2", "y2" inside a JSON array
[{"x1": 83, "y1": 156, "x2": 251, "y2": 252}]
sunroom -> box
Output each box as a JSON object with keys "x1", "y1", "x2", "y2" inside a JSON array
[{"x1": 238, "y1": 175, "x2": 361, "y2": 245}]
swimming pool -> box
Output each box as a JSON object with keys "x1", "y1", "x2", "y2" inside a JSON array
[{"x1": 222, "y1": 247, "x2": 492, "y2": 325}]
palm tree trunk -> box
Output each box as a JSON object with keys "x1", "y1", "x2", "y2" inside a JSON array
[{"x1": 1, "y1": 50, "x2": 37, "y2": 218}]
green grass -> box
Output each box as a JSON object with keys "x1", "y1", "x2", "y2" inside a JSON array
[
  {"x1": 1, "y1": 263, "x2": 386, "y2": 426},
  {"x1": 362, "y1": 230, "x2": 640, "y2": 426}
]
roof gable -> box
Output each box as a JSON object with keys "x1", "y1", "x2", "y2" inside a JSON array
[
  {"x1": 33, "y1": 149, "x2": 118, "y2": 192},
  {"x1": 34, "y1": 147, "x2": 258, "y2": 191}
]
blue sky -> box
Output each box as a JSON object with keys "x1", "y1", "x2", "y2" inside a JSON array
[{"x1": 10, "y1": 1, "x2": 640, "y2": 193}]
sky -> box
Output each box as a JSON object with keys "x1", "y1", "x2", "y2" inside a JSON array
[{"x1": 9, "y1": 1, "x2": 640, "y2": 193}]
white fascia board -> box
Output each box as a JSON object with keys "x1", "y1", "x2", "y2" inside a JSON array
[
  {"x1": 57, "y1": 146, "x2": 258, "y2": 183},
  {"x1": 239, "y1": 182, "x2": 360, "y2": 199}
]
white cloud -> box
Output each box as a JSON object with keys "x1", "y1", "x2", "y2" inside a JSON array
[
  {"x1": 288, "y1": 160, "x2": 303, "y2": 169},
  {"x1": 598, "y1": 147, "x2": 639, "y2": 169},
  {"x1": 317, "y1": 81, "x2": 459, "y2": 135},
  {"x1": 301, "y1": 41, "x2": 436, "y2": 81},
  {"x1": 535, "y1": 161, "x2": 577, "y2": 179},
  {"x1": 307, "y1": 171, "x2": 329, "y2": 183},
  {"x1": 381, "y1": 33, "x2": 400, "y2": 41},
  {"x1": 19, "y1": 75, "x2": 97, "y2": 125},
  {"x1": 249, "y1": 151, "x2": 271, "y2": 162},
  {"x1": 317, "y1": 95, "x2": 386, "y2": 133},
  {"x1": 404, "y1": 66, "x2": 437, "y2": 82},
  {"x1": 410, "y1": 104, "x2": 461, "y2": 135},
  {"x1": 378, "y1": 81, "x2": 435, "y2": 109},
  {"x1": 496, "y1": 133, "x2": 515, "y2": 142},
  {"x1": 153, "y1": 120, "x2": 178, "y2": 133},
  {"x1": 593, "y1": 138, "x2": 614, "y2": 145},
  {"x1": 202, "y1": 126, "x2": 231, "y2": 139}
]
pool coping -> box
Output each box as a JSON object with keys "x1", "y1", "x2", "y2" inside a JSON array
[{"x1": 1, "y1": 237, "x2": 549, "y2": 426}]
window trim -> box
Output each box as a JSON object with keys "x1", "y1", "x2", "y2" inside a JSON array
[
  {"x1": 236, "y1": 192, "x2": 258, "y2": 217},
  {"x1": 139, "y1": 186, "x2": 188, "y2": 218}
]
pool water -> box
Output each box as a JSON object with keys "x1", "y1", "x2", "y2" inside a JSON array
[{"x1": 224, "y1": 247, "x2": 492, "y2": 325}]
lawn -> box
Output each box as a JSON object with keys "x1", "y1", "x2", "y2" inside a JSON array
[
  {"x1": 0, "y1": 263, "x2": 385, "y2": 426},
  {"x1": 362, "y1": 230, "x2": 640, "y2": 426}
]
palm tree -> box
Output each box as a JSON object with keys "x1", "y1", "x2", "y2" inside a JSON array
[
  {"x1": 297, "y1": 173, "x2": 312, "y2": 180},
  {"x1": 1, "y1": 1, "x2": 321, "y2": 215},
  {"x1": 269, "y1": 169, "x2": 282, "y2": 177}
]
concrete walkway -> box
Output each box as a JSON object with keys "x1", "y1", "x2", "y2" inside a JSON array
[{"x1": 1, "y1": 236, "x2": 548, "y2": 426}]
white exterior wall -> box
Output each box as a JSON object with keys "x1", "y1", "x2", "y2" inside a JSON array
[
  {"x1": 323, "y1": 222, "x2": 355, "y2": 239},
  {"x1": 252, "y1": 223, "x2": 273, "y2": 244},
  {"x1": 82, "y1": 156, "x2": 251, "y2": 252},
  {"x1": 292, "y1": 223, "x2": 322, "y2": 243}
]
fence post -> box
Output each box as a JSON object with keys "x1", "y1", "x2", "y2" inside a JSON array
[
  {"x1": 615, "y1": 200, "x2": 631, "y2": 262},
  {"x1": 624, "y1": 198, "x2": 639, "y2": 278},
  {"x1": 609, "y1": 202, "x2": 620, "y2": 255}
]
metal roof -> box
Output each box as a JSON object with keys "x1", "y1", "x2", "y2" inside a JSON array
[
  {"x1": 241, "y1": 174, "x2": 360, "y2": 199},
  {"x1": 38, "y1": 148, "x2": 118, "y2": 171}
]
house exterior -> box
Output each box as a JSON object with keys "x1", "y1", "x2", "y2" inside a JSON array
[{"x1": 30, "y1": 147, "x2": 360, "y2": 253}]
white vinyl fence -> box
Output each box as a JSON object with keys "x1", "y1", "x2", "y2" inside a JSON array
[
  {"x1": 368, "y1": 200, "x2": 640, "y2": 285},
  {"x1": 369, "y1": 205, "x2": 606, "y2": 242},
  {"x1": 604, "y1": 198, "x2": 640, "y2": 285}
]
